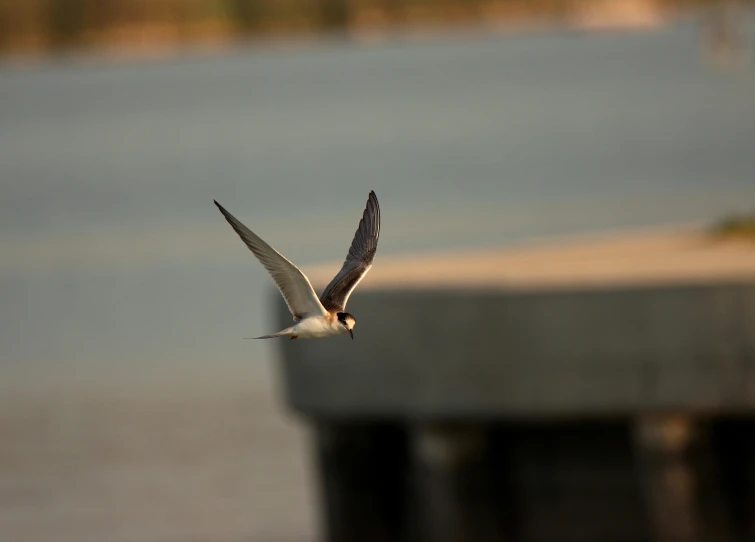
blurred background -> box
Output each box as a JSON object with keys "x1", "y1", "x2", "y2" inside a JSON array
[{"x1": 1, "y1": 0, "x2": 755, "y2": 541}]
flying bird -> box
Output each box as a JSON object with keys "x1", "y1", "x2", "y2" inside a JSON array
[{"x1": 214, "y1": 191, "x2": 380, "y2": 340}]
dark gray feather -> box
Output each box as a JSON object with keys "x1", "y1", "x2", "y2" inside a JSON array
[{"x1": 320, "y1": 191, "x2": 380, "y2": 313}]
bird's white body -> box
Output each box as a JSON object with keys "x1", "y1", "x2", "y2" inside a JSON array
[{"x1": 279, "y1": 315, "x2": 350, "y2": 340}]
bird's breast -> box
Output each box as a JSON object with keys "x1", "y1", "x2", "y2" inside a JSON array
[{"x1": 292, "y1": 317, "x2": 345, "y2": 339}]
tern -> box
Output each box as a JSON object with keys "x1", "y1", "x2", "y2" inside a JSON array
[{"x1": 214, "y1": 191, "x2": 380, "y2": 340}]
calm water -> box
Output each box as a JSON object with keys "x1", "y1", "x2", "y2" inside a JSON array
[
  {"x1": 2, "y1": 21, "x2": 755, "y2": 377},
  {"x1": 1, "y1": 19, "x2": 755, "y2": 542}
]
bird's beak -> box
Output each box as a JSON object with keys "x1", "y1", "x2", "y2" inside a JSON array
[{"x1": 348, "y1": 329, "x2": 353, "y2": 340}]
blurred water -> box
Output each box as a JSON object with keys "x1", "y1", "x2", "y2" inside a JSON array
[{"x1": 2, "y1": 21, "x2": 755, "y2": 377}]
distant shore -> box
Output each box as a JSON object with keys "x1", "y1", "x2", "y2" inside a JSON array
[{"x1": 0, "y1": 0, "x2": 741, "y2": 61}]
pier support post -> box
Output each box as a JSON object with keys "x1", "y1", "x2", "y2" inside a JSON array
[
  {"x1": 313, "y1": 421, "x2": 407, "y2": 542},
  {"x1": 410, "y1": 423, "x2": 505, "y2": 542},
  {"x1": 633, "y1": 415, "x2": 727, "y2": 542}
]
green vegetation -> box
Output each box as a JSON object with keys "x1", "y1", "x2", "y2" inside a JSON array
[{"x1": 712, "y1": 213, "x2": 755, "y2": 240}]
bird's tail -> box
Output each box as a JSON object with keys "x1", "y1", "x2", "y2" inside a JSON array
[{"x1": 244, "y1": 330, "x2": 293, "y2": 339}]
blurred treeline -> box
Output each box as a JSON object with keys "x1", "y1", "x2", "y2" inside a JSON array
[{"x1": 0, "y1": 0, "x2": 745, "y2": 55}]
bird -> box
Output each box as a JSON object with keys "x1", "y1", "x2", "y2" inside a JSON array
[{"x1": 214, "y1": 191, "x2": 380, "y2": 340}]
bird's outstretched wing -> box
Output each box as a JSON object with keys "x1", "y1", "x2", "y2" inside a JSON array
[
  {"x1": 320, "y1": 191, "x2": 380, "y2": 313},
  {"x1": 214, "y1": 200, "x2": 327, "y2": 321}
]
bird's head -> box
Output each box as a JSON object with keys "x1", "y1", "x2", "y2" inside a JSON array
[{"x1": 337, "y1": 312, "x2": 356, "y2": 340}]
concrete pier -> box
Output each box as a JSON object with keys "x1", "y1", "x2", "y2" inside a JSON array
[{"x1": 274, "y1": 229, "x2": 755, "y2": 542}]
